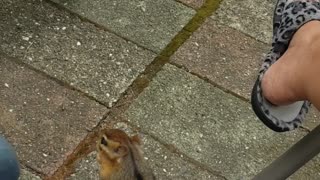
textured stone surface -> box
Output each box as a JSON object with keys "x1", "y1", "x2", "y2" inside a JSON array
[
  {"x1": 67, "y1": 122, "x2": 223, "y2": 180},
  {"x1": 125, "y1": 64, "x2": 320, "y2": 179},
  {"x1": 171, "y1": 18, "x2": 319, "y2": 129},
  {"x1": 67, "y1": 152, "x2": 99, "y2": 180},
  {"x1": 19, "y1": 169, "x2": 42, "y2": 180},
  {"x1": 177, "y1": 0, "x2": 205, "y2": 9},
  {"x1": 0, "y1": 0, "x2": 156, "y2": 107},
  {"x1": 52, "y1": 0, "x2": 196, "y2": 53},
  {"x1": 0, "y1": 55, "x2": 107, "y2": 175},
  {"x1": 211, "y1": 0, "x2": 275, "y2": 43},
  {"x1": 171, "y1": 19, "x2": 268, "y2": 99}
]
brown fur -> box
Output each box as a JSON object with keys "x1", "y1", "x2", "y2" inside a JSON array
[{"x1": 97, "y1": 129, "x2": 155, "y2": 180}]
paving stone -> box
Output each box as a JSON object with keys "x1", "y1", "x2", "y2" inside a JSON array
[
  {"x1": 171, "y1": 19, "x2": 268, "y2": 99},
  {"x1": 68, "y1": 122, "x2": 222, "y2": 180},
  {"x1": 171, "y1": 18, "x2": 320, "y2": 130},
  {"x1": 0, "y1": 56, "x2": 107, "y2": 175},
  {"x1": 19, "y1": 169, "x2": 42, "y2": 180},
  {"x1": 289, "y1": 157, "x2": 320, "y2": 180},
  {"x1": 177, "y1": 0, "x2": 205, "y2": 9},
  {"x1": 211, "y1": 0, "x2": 275, "y2": 43},
  {"x1": 67, "y1": 152, "x2": 99, "y2": 180},
  {"x1": 0, "y1": 0, "x2": 156, "y2": 107},
  {"x1": 52, "y1": 0, "x2": 196, "y2": 53},
  {"x1": 125, "y1": 64, "x2": 320, "y2": 179}
]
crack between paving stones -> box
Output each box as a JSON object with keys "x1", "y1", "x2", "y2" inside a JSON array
[
  {"x1": 170, "y1": 61, "x2": 312, "y2": 134},
  {"x1": 44, "y1": 0, "x2": 158, "y2": 55},
  {"x1": 9, "y1": 1, "x2": 311, "y2": 178},
  {"x1": 45, "y1": 0, "x2": 227, "y2": 179},
  {"x1": 170, "y1": 61, "x2": 250, "y2": 103},
  {"x1": 221, "y1": 25, "x2": 270, "y2": 46},
  {"x1": 125, "y1": 121, "x2": 229, "y2": 180},
  {"x1": 0, "y1": 51, "x2": 110, "y2": 110},
  {"x1": 173, "y1": 0, "x2": 198, "y2": 10},
  {"x1": 21, "y1": 164, "x2": 45, "y2": 179},
  {"x1": 0, "y1": 53, "x2": 111, "y2": 177}
]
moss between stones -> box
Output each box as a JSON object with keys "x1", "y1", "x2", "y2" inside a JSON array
[{"x1": 160, "y1": 0, "x2": 223, "y2": 57}]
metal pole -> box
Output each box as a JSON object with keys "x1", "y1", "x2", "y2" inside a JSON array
[{"x1": 253, "y1": 124, "x2": 320, "y2": 180}]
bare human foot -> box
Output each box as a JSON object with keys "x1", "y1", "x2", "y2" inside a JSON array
[{"x1": 261, "y1": 21, "x2": 320, "y2": 107}]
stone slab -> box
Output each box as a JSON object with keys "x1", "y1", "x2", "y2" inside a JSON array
[
  {"x1": 52, "y1": 0, "x2": 196, "y2": 53},
  {"x1": 67, "y1": 152, "x2": 99, "y2": 180},
  {"x1": 0, "y1": 55, "x2": 107, "y2": 175},
  {"x1": 125, "y1": 64, "x2": 320, "y2": 179},
  {"x1": 171, "y1": 19, "x2": 268, "y2": 99},
  {"x1": 0, "y1": 0, "x2": 156, "y2": 107},
  {"x1": 171, "y1": 18, "x2": 320, "y2": 129},
  {"x1": 211, "y1": 0, "x2": 275, "y2": 44},
  {"x1": 67, "y1": 122, "x2": 223, "y2": 180},
  {"x1": 19, "y1": 169, "x2": 42, "y2": 180},
  {"x1": 177, "y1": 0, "x2": 205, "y2": 9}
]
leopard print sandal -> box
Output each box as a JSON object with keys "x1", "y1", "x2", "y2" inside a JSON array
[{"x1": 251, "y1": 0, "x2": 320, "y2": 132}]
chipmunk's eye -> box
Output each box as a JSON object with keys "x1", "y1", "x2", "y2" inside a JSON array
[
  {"x1": 114, "y1": 147, "x2": 119, "y2": 153},
  {"x1": 100, "y1": 137, "x2": 108, "y2": 146}
]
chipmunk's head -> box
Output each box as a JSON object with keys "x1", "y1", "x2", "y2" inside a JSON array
[
  {"x1": 96, "y1": 129, "x2": 151, "y2": 180},
  {"x1": 97, "y1": 129, "x2": 141, "y2": 163}
]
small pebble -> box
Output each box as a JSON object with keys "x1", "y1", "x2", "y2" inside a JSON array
[
  {"x1": 199, "y1": 133, "x2": 203, "y2": 138},
  {"x1": 196, "y1": 147, "x2": 202, "y2": 153},
  {"x1": 22, "y1": 36, "x2": 29, "y2": 41}
]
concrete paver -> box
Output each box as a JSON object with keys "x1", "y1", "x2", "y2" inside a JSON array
[
  {"x1": 19, "y1": 169, "x2": 42, "y2": 180},
  {"x1": 67, "y1": 122, "x2": 223, "y2": 180},
  {"x1": 0, "y1": 0, "x2": 156, "y2": 107},
  {"x1": 171, "y1": 18, "x2": 320, "y2": 129},
  {"x1": 211, "y1": 0, "x2": 275, "y2": 44},
  {"x1": 125, "y1": 64, "x2": 320, "y2": 179},
  {"x1": 177, "y1": 0, "x2": 205, "y2": 9},
  {"x1": 67, "y1": 152, "x2": 99, "y2": 180},
  {"x1": 52, "y1": 0, "x2": 196, "y2": 53},
  {"x1": 0, "y1": 55, "x2": 107, "y2": 175},
  {"x1": 1, "y1": 0, "x2": 319, "y2": 178},
  {"x1": 171, "y1": 19, "x2": 268, "y2": 99}
]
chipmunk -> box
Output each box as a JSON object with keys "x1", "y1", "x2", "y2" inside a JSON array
[{"x1": 96, "y1": 129, "x2": 155, "y2": 180}]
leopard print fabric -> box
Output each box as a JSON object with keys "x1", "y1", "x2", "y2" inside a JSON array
[{"x1": 256, "y1": 0, "x2": 320, "y2": 131}]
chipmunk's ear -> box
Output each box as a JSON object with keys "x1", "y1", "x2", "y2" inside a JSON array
[
  {"x1": 131, "y1": 135, "x2": 141, "y2": 145},
  {"x1": 114, "y1": 145, "x2": 128, "y2": 157}
]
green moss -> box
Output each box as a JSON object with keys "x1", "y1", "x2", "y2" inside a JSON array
[
  {"x1": 135, "y1": 0, "x2": 223, "y2": 92},
  {"x1": 160, "y1": 0, "x2": 223, "y2": 58}
]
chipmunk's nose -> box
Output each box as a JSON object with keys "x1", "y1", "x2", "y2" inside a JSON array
[{"x1": 101, "y1": 137, "x2": 108, "y2": 146}]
